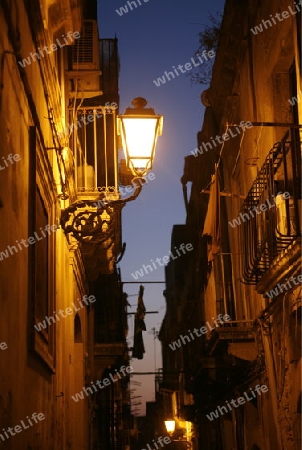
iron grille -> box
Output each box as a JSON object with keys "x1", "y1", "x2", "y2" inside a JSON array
[{"x1": 241, "y1": 128, "x2": 301, "y2": 284}]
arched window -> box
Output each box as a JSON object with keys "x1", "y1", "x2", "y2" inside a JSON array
[{"x1": 74, "y1": 314, "x2": 82, "y2": 343}]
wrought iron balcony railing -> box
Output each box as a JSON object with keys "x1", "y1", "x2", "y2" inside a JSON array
[
  {"x1": 69, "y1": 105, "x2": 119, "y2": 199},
  {"x1": 241, "y1": 128, "x2": 301, "y2": 284},
  {"x1": 60, "y1": 105, "x2": 123, "y2": 248}
]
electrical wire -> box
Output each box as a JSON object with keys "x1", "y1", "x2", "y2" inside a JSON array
[{"x1": 231, "y1": 126, "x2": 247, "y2": 177}]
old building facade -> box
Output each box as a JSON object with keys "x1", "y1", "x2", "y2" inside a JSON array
[
  {"x1": 159, "y1": 0, "x2": 301, "y2": 449},
  {"x1": 0, "y1": 0, "x2": 130, "y2": 448}
]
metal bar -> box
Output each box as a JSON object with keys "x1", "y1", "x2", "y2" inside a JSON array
[
  {"x1": 282, "y1": 141, "x2": 291, "y2": 236},
  {"x1": 67, "y1": 103, "x2": 104, "y2": 110},
  {"x1": 230, "y1": 253, "x2": 238, "y2": 320},
  {"x1": 121, "y1": 281, "x2": 165, "y2": 284},
  {"x1": 84, "y1": 111, "x2": 87, "y2": 188},
  {"x1": 227, "y1": 122, "x2": 302, "y2": 128},
  {"x1": 93, "y1": 109, "x2": 97, "y2": 188},
  {"x1": 291, "y1": 128, "x2": 301, "y2": 233},
  {"x1": 113, "y1": 110, "x2": 118, "y2": 191},
  {"x1": 103, "y1": 108, "x2": 108, "y2": 188},
  {"x1": 127, "y1": 311, "x2": 159, "y2": 315},
  {"x1": 201, "y1": 189, "x2": 245, "y2": 199},
  {"x1": 73, "y1": 110, "x2": 78, "y2": 189},
  {"x1": 220, "y1": 253, "x2": 228, "y2": 315},
  {"x1": 219, "y1": 253, "x2": 244, "y2": 255},
  {"x1": 130, "y1": 371, "x2": 183, "y2": 375}
]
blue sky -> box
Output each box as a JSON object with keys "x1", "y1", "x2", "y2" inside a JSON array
[{"x1": 99, "y1": 0, "x2": 225, "y2": 415}]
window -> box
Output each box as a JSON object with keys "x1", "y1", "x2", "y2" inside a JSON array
[
  {"x1": 35, "y1": 188, "x2": 49, "y2": 335},
  {"x1": 28, "y1": 127, "x2": 56, "y2": 370}
]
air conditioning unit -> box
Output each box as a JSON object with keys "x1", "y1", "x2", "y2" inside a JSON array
[
  {"x1": 72, "y1": 20, "x2": 99, "y2": 70},
  {"x1": 275, "y1": 194, "x2": 301, "y2": 236},
  {"x1": 77, "y1": 163, "x2": 95, "y2": 189},
  {"x1": 70, "y1": 20, "x2": 101, "y2": 93}
]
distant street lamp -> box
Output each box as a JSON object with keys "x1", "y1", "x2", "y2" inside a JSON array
[
  {"x1": 164, "y1": 419, "x2": 193, "y2": 449},
  {"x1": 117, "y1": 97, "x2": 163, "y2": 177},
  {"x1": 164, "y1": 419, "x2": 176, "y2": 435}
]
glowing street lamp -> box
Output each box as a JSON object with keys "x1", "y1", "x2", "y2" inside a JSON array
[
  {"x1": 164, "y1": 419, "x2": 176, "y2": 435},
  {"x1": 61, "y1": 98, "x2": 163, "y2": 247},
  {"x1": 117, "y1": 97, "x2": 163, "y2": 177}
]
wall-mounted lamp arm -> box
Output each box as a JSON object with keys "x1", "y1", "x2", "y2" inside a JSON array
[{"x1": 60, "y1": 177, "x2": 146, "y2": 244}]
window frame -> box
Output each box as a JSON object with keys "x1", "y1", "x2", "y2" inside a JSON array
[{"x1": 28, "y1": 126, "x2": 56, "y2": 371}]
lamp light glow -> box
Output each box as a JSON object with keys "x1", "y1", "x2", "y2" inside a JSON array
[
  {"x1": 164, "y1": 420, "x2": 175, "y2": 434},
  {"x1": 117, "y1": 97, "x2": 163, "y2": 176}
]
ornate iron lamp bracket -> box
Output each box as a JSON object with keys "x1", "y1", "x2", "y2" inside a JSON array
[{"x1": 60, "y1": 178, "x2": 145, "y2": 245}]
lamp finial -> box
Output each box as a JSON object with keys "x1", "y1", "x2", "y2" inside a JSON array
[{"x1": 131, "y1": 97, "x2": 148, "y2": 109}]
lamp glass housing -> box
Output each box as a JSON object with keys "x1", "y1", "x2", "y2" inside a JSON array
[
  {"x1": 118, "y1": 114, "x2": 163, "y2": 176},
  {"x1": 164, "y1": 420, "x2": 175, "y2": 434}
]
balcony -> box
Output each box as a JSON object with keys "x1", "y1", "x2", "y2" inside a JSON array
[
  {"x1": 60, "y1": 105, "x2": 122, "y2": 277},
  {"x1": 69, "y1": 106, "x2": 119, "y2": 198},
  {"x1": 158, "y1": 372, "x2": 180, "y2": 392},
  {"x1": 241, "y1": 128, "x2": 301, "y2": 285},
  {"x1": 94, "y1": 342, "x2": 126, "y2": 358},
  {"x1": 205, "y1": 320, "x2": 256, "y2": 360}
]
